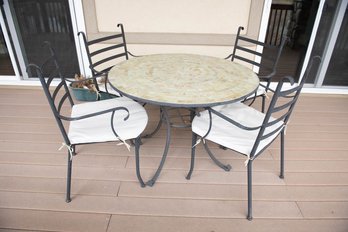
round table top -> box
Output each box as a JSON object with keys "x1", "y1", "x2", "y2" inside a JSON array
[{"x1": 108, "y1": 54, "x2": 259, "y2": 107}]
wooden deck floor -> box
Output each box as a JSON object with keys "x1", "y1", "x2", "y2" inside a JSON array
[{"x1": 0, "y1": 87, "x2": 348, "y2": 232}]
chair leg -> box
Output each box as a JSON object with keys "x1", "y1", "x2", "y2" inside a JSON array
[
  {"x1": 247, "y1": 160, "x2": 253, "y2": 220},
  {"x1": 261, "y1": 95, "x2": 266, "y2": 113},
  {"x1": 280, "y1": 130, "x2": 285, "y2": 179},
  {"x1": 135, "y1": 136, "x2": 146, "y2": 187},
  {"x1": 66, "y1": 153, "x2": 72, "y2": 203},
  {"x1": 186, "y1": 132, "x2": 197, "y2": 180}
]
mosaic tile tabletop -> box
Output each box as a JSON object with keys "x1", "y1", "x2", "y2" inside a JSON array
[{"x1": 108, "y1": 54, "x2": 259, "y2": 107}]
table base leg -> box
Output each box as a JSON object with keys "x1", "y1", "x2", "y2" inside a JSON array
[
  {"x1": 146, "y1": 107, "x2": 171, "y2": 186},
  {"x1": 186, "y1": 132, "x2": 197, "y2": 180},
  {"x1": 134, "y1": 136, "x2": 146, "y2": 187},
  {"x1": 143, "y1": 108, "x2": 163, "y2": 139}
]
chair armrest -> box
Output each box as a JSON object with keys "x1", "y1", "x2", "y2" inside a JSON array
[
  {"x1": 128, "y1": 51, "x2": 141, "y2": 58},
  {"x1": 259, "y1": 70, "x2": 276, "y2": 80},
  {"x1": 208, "y1": 107, "x2": 261, "y2": 131},
  {"x1": 59, "y1": 106, "x2": 129, "y2": 122},
  {"x1": 224, "y1": 54, "x2": 233, "y2": 60}
]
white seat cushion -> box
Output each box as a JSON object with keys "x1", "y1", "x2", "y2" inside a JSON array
[
  {"x1": 68, "y1": 97, "x2": 148, "y2": 144},
  {"x1": 192, "y1": 103, "x2": 284, "y2": 156}
]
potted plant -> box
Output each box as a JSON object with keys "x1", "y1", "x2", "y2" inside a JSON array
[{"x1": 69, "y1": 74, "x2": 112, "y2": 101}]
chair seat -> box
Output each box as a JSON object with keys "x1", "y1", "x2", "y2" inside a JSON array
[
  {"x1": 69, "y1": 97, "x2": 148, "y2": 144},
  {"x1": 192, "y1": 103, "x2": 284, "y2": 155}
]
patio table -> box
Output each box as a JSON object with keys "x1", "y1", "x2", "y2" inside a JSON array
[{"x1": 108, "y1": 53, "x2": 259, "y2": 186}]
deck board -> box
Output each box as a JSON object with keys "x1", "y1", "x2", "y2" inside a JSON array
[
  {"x1": 1, "y1": 87, "x2": 348, "y2": 231},
  {"x1": 107, "y1": 215, "x2": 348, "y2": 232}
]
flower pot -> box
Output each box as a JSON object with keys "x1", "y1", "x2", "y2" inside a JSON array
[{"x1": 69, "y1": 84, "x2": 114, "y2": 101}]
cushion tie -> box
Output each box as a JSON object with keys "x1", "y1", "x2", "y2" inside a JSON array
[
  {"x1": 96, "y1": 91, "x2": 101, "y2": 100},
  {"x1": 59, "y1": 143, "x2": 74, "y2": 161},
  {"x1": 283, "y1": 120, "x2": 290, "y2": 135},
  {"x1": 192, "y1": 137, "x2": 206, "y2": 148},
  {"x1": 244, "y1": 153, "x2": 254, "y2": 167},
  {"x1": 117, "y1": 139, "x2": 131, "y2": 151}
]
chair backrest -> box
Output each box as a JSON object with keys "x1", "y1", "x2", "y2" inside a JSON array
[
  {"x1": 230, "y1": 26, "x2": 287, "y2": 81},
  {"x1": 250, "y1": 56, "x2": 321, "y2": 158},
  {"x1": 26, "y1": 42, "x2": 73, "y2": 145},
  {"x1": 78, "y1": 23, "x2": 129, "y2": 78}
]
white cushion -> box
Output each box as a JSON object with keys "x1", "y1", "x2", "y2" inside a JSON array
[
  {"x1": 68, "y1": 97, "x2": 148, "y2": 144},
  {"x1": 192, "y1": 103, "x2": 284, "y2": 156}
]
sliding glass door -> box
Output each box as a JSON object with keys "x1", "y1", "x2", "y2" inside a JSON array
[
  {"x1": 2, "y1": 0, "x2": 79, "y2": 78},
  {"x1": 323, "y1": 5, "x2": 348, "y2": 86},
  {"x1": 301, "y1": 0, "x2": 348, "y2": 87}
]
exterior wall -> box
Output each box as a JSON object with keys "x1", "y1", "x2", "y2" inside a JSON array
[{"x1": 81, "y1": 0, "x2": 265, "y2": 59}]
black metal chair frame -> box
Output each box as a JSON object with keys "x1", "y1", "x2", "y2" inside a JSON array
[
  {"x1": 78, "y1": 23, "x2": 136, "y2": 95},
  {"x1": 187, "y1": 56, "x2": 321, "y2": 220},
  {"x1": 226, "y1": 26, "x2": 288, "y2": 112},
  {"x1": 26, "y1": 42, "x2": 145, "y2": 202}
]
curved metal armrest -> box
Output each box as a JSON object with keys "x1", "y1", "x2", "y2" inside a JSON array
[
  {"x1": 259, "y1": 71, "x2": 276, "y2": 93},
  {"x1": 128, "y1": 51, "x2": 141, "y2": 58},
  {"x1": 208, "y1": 107, "x2": 261, "y2": 131},
  {"x1": 224, "y1": 54, "x2": 233, "y2": 60},
  {"x1": 259, "y1": 82, "x2": 275, "y2": 93},
  {"x1": 59, "y1": 106, "x2": 130, "y2": 122},
  {"x1": 259, "y1": 70, "x2": 276, "y2": 81}
]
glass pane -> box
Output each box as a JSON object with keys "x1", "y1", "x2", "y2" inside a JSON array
[
  {"x1": 323, "y1": 6, "x2": 348, "y2": 86},
  {"x1": 260, "y1": 0, "x2": 319, "y2": 83},
  {"x1": 10, "y1": 0, "x2": 79, "y2": 78},
  {"x1": 307, "y1": 0, "x2": 339, "y2": 83},
  {"x1": 0, "y1": 25, "x2": 15, "y2": 75}
]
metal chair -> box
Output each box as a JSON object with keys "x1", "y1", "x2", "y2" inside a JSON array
[
  {"x1": 26, "y1": 42, "x2": 148, "y2": 202},
  {"x1": 226, "y1": 26, "x2": 288, "y2": 112},
  {"x1": 188, "y1": 56, "x2": 320, "y2": 220},
  {"x1": 78, "y1": 23, "x2": 136, "y2": 96}
]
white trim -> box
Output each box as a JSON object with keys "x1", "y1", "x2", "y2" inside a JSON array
[
  {"x1": 0, "y1": 1, "x2": 20, "y2": 79},
  {"x1": 3, "y1": 0, "x2": 28, "y2": 79},
  {"x1": 315, "y1": 0, "x2": 348, "y2": 87},
  {"x1": 0, "y1": 79, "x2": 60, "y2": 86},
  {"x1": 257, "y1": 0, "x2": 272, "y2": 42},
  {"x1": 253, "y1": 0, "x2": 272, "y2": 73},
  {"x1": 68, "y1": 0, "x2": 90, "y2": 77},
  {"x1": 302, "y1": 88, "x2": 348, "y2": 94}
]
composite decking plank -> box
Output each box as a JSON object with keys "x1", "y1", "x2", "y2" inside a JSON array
[
  {"x1": 127, "y1": 157, "x2": 348, "y2": 172},
  {"x1": 0, "y1": 140, "x2": 274, "y2": 159},
  {"x1": 298, "y1": 202, "x2": 348, "y2": 219},
  {"x1": 0, "y1": 152, "x2": 128, "y2": 167},
  {"x1": 284, "y1": 172, "x2": 348, "y2": 185},
  {"x1": 0, "y1": 208, "x2": 110, "y2": 232},
  {"x1": 1, "y1": 176, "x2": 347, "y2": 202},
  {"x1": 0, "y1": 176, "x2": 120, "y2": 196},
  {"x1": 0, "y1": 191, "x2": 302, "y2": 219},
  {"x1": 119, "y1": 182, "x2": 348, "y2": 201},
  {"x1": 269, "y1": 149, "x2": 348, "y2": 160},
  {"x1": 107, "y1": 215, "x2": 348, "y2": 232},
  {"x1": 0, "y1": 163, "x2": 285, "y2": 185}
]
